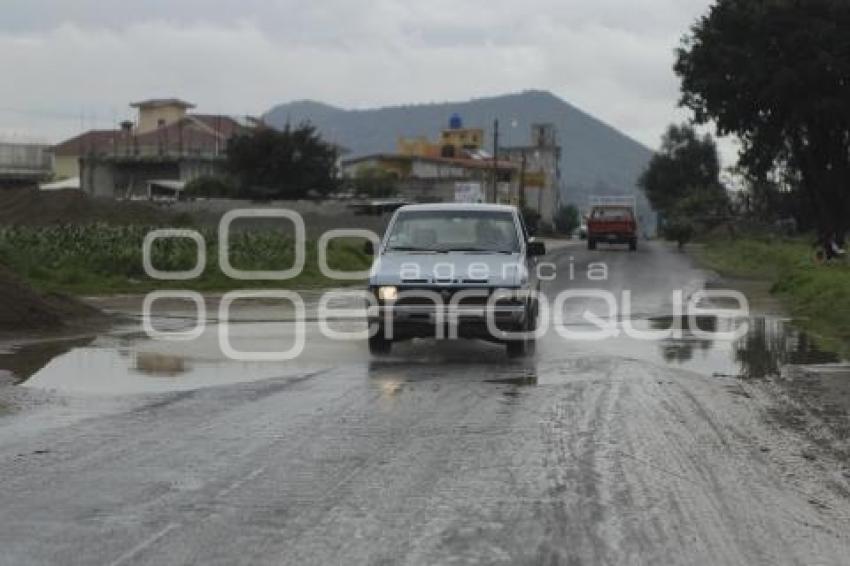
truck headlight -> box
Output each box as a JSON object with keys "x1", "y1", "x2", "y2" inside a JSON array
[{"x1": 377, "y1": 286, "x2": 398, "y2": 302}]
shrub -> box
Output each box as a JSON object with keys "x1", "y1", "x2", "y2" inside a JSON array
[{"x1": 184, "y1": 176, "x2": 236, "y2": 198}]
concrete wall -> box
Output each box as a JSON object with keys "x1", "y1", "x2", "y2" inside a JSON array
[
  {"x1": 80, "y1": 156, "x2": 224, "y2": 199},
  {"x1": 409, "y1": 160, "x2": 468, "y2": 179},
  {"x1": 396, "y1": 178, "x2": 457, "y2": 203},
  {"x1": 80, "y1": 159, "x2": 117, "y2": 198},
  {"x1": 0, "y1": 142, "x2": 53, "y2": 183}
]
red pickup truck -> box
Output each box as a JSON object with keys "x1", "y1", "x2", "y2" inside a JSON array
[{"x1": 587, "y1": 205, "x2": 638, "y2": 251}]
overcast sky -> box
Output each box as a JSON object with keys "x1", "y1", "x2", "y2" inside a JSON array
[{"x1": 0, "y1": 0, "x2": 728, "y2": 158}]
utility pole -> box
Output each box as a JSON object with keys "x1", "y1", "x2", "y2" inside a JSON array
[
  {"x1": 491, "y1": 119, "x2": 499, "y2": 203},
  {"x1": 519, "y1": 149, "x2": 527, "y2": 208}
]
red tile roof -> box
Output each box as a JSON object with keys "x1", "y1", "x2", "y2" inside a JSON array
[
  {"x1": 52, "y1": 130, "x2": 124, "y2": 156},
  {"x1": 53, "y1": 115, "x2": 250, "y2": 156}
]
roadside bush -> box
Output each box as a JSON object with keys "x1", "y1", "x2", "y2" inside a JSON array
[
  {"x1": 662, "y1": 218, "x2": 695, "y2": 250},
  {"x1": 184, "y1": 176, "x2": 236, "y2": 198},
  {"x1": 350, "y1": 167, "x2": 399, "y2": 198}
]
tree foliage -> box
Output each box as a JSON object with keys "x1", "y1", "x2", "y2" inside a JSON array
[
  {"x1": 638, "y1": 124, "x2": 726, "y2": 218},
  {"x1": 350, "y1": 166, "x2": 399, "y2": 198},
  {"x1": 184, "y1": 176, "x2": 236, "y2": 198},
  {"x1": 675, "y1": 0, "x2": 850, "y2": 235},
  {"x1": 226, "y1": 124, "x2": 339, "y2": 199},
  {"x1": 639, "y1": 124, "x2": 729, "y2": 246}
]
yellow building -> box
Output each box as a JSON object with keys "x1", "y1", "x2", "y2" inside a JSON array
[
  {"x1": 396, "y1": 136, "x2": 439, "y2": 158},
  {"x1": 131, "y1": 98, "x2": 195, "y2": 133},
  {"x1": 396, "y1": 114, "x2": 484, "y2": 160},
  {"x1": 52, "y1": 99, "x2": 218, "y2": 180},
  {"x1": 439, "y1": 128, "x2": 483, "y2": 155},
  {"x1": 439, "y1": 113, "x2": 483, "y2": 156},
  {"x1": 52, "y1": 130, "x2": 121, "y2": 180}
]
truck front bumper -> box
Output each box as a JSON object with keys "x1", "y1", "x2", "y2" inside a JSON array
[{"x1": 366, "y1": 304, "x2": 527, "y2": 340}]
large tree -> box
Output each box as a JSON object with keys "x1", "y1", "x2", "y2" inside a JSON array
[
  {"x1": 640, "y1": 124, "x2": 729, "y2": 248},
  {"x1": 639, "y1": 124, "x2": 726, "y2": 218},
  {"x1": 226, "y1": 123, "x2": 339, "y2": 199},
  {"x1": 675, "y1": 0, "x2": 850, "y2": 236}
]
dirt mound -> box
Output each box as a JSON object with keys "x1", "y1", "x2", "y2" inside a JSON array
[
  {"x1": 0, "y1": 265, "x2": 101, "y2": 332},
  {"x1": 0, "y1": 186, "x2": 170, "y2": 226}
]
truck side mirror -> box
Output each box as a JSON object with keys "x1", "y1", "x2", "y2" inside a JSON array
[{"x1": 363, "y1": 241, "x2": 375, "y2": 255}]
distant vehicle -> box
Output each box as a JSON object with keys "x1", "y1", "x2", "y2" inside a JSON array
[
  {"x1": 365, "y1": 203, "x2": 545, "y2": 357},
  {"x1": 586, "y1": 196, "x2": 638, "y2": 251}
]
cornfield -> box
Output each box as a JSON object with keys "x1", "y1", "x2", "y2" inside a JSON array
[{"x1": 0, "y1": 224, "x2": 369, "y2": 292}]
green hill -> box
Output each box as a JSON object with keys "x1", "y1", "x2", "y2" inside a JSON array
[{"x1": 264, "y1": 90, "x2": 656, "y2": 226}]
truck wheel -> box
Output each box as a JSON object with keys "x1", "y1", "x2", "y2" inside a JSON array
[
  {"x1": 629, "y1": 239, "x2": 638, "y2": 252},
  {"x1": 588, "y1": 239, "x2": 597, "y2": 250},
  {"x1": 506, "y1": 307, "x2": 536, "y2": 358},
  {"x1": 368, "y1": 328, "x2": 392, "y2": 355}
]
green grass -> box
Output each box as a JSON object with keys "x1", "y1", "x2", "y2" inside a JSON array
[
  {"x1": 0, "y1": 224, "x2": 371, "y2": 294},
  {"x1": 696, "y1": 236, "x2": 850, "y2": 356}
]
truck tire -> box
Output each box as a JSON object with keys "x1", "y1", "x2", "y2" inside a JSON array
[
  {"x1": 506, "y1": 307, "x2": 537, "y2": 358},
  {"x1": 588, "y1": 239, "x2": 597, "y2": 250},
  {"x1": 629, "y1": 238, "x2": 638, "y2": 252}
]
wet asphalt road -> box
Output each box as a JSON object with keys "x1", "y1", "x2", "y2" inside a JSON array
[{"x1": 2, "y1": 241, "x2": 850, "y2": 565}]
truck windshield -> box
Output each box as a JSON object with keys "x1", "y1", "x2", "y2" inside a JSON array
[{"x1": 385, "y1": 210, "x2": 520, "y2": 253}]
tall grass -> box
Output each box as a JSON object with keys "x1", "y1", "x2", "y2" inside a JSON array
[
  {"x1": 0, "y1": 224, "x2": 371, "y2": 294},
  {"x1": 698, "y1": 236, "x2": 850, "y2": 356}
]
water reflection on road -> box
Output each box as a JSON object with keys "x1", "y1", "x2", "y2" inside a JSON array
[
  {"x1": 644, "y1": 315, "x2": 840, "y2": 379},
  {"x1": 0, "y1": 307, "x2": 843, "y2": 396}
]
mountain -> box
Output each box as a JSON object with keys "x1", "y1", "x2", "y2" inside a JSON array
[{"x1": 264, "y1": 90, "x2": 656, "y2": 224}]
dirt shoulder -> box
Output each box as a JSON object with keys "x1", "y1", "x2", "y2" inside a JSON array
[
  {"x1": 690, "y1": 238, "x2": 850, "y2": 464},
  {"x1": 0, "y1": 264, "x2": 106, "y2": 334},
  {"x1": 0, "y1": 186, "x2": 173, "y2": 226}
]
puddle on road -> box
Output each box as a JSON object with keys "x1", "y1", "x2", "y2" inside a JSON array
[
  {"x1": 0, "y1": 318, "x2": 358, "y2": 395},
  {"x1": 0, "y1": 309, "x2": 845, "y2": 395},
  {"x1": 6, "y1": 345, "x2": 317, "y2": 395},
  {"x1": 0, "y1": 336, "x2": 96, "y2": 383},
  {"x1": 645, "y1": 315, "x2": 841, "y2": 379},
  {"x1": 536, "y1": 313, "x2": 845, "y2": 383}
]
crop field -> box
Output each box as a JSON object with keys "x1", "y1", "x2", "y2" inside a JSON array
[{"x1": 0, "y1": 224, "x2": 371, "y2": 294}]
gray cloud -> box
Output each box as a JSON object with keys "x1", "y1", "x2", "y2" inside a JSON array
[{"x1": 1, "y1": 0, "x2": 727, "y2": 159}]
